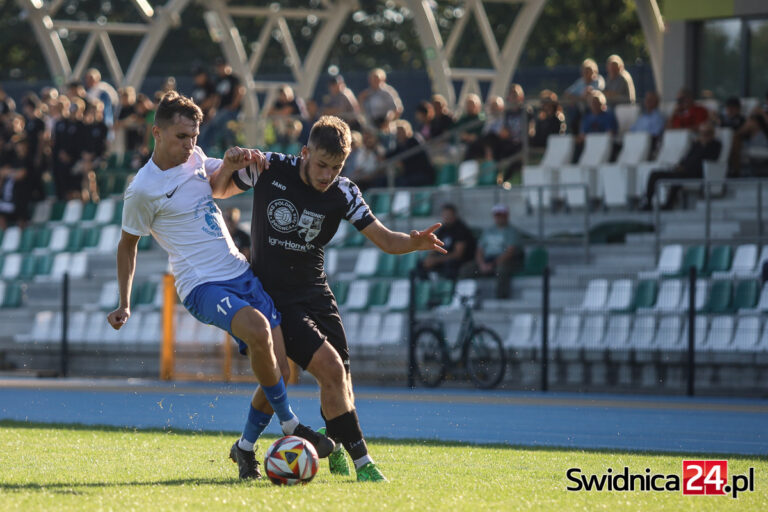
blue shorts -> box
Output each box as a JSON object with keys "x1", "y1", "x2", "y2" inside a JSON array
[{"x1": 183, "y1": 270, "x2": 281, "y2": 355}]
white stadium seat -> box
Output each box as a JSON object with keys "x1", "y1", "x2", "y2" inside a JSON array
[
  {"x1": 504, "y1": 314, "x2": 535, "y2": 349},
  {"x1": 732, "y1": 316, "x2": 761, "y2": 352},
  {"x1": 678, "y1": 316, "x2": 708, "y2": 352},
  {"x1": 457, "y1": 160, "x2": 479, "y2": 187},
  {"x1": 559, "y1": 133, "x2": 612, "y2": 207},
  {"x1": 95, "y1": 225, "x2": 121, "y2": 254},
  {"x1": 342, "y1": 312, "x2": 361, "y2": 344},
  {"x1": 552, "y1": 314, "x2": 581, "y2": 349},
  {"x1": 703, "y1": 316, "x2": 734, "y2": 352},
  {"x1": 84, "y1": 312, "x2": 106, "y2": 343},
  {"x1": 628, "y1": 314, "x2": 656, "y2": 350},
  {"x1": 571, "y1": 279, "x2": 609, "y2": 312},
  {"x1": 47, "y1": 226, "x2": 70, "y2": 253},
  {"x1": 344, "y1": 281, "x2": 371, "y2": 311},
  {"x1": 380, "y1": 313, "x2": 405, "y2": 344},
  {"x1": 651, "y1": 315, "x2": 682, "y2": 351},
  {"x1": 93, "y1": 198, "x2": 116, "y2": 225},
  {"x1": 325, "y1": 248, "x2": 338, "y2": 276},
  {"x1": 635, "y1": 129, "x2": 692, "y2": 199},
  {"x1": 639, "y1": 244, "x2": 683, "y2": 279},
  {"x1": 353, "y1": 248, "x2": 379, "y2": 277},
  {"x1": 1, "y1": 253, "x2": 22, "y2": 280},
  {"x1": 62, "y1": 199, "x2": 84, "y2": 224},
  {"x1": 606, "y1": 279, "x2": 633, "y2": 311},
  {"x1": 713, "y1": 244, "x2": 757, "y2": 279},
  {"x1": 603, "y1": 315, "x2": 632, "y2": 351},
  {"x1": 599, "y1": 132, "x2": 652, "y2": 207},
  {"x1": 641, "y1": 279, "x2": 683, "y2": 313},
  {"x1": 703, "y1": 128, "x2": 733, "y2": 195},
  {"x1": 522, "y1": 134, "x2": 574, "y2": 208},
  {"x1": 139, "y1": 312, "x2": 162, "y2": 345},
  {"x1": 614, "y1": 104, "x2": 640, "y2": 135},
  {"x1": 1, "y1": 226, "x2": 21, "y2": 253},
  {"x1": 376, "y1": 279, "x2": 410, "y2": 311},
  {"x1": 679, "y1": 279, "x2": 708, "y2": 312},
  {"x1": 357, "y1": 312, "x2": 382, "y2": 346},
  {"x1": 176, "y1": 312, "x2": 200, "y2": 345},
  {"x1": 391, "y1": 191, "x2": 411, "y2": 216}
]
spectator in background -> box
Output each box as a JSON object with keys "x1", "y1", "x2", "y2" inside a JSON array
[
  {"x1": 719, "y1": 97, "x2": 745, "y2": 131},
  {"x1": 50, "y1": 95, "x2": 73, "y2": 199},
  {"x1": 630, "y1": 91, "x2": 666, "y2": 142},
  {"x1": 579, "y1": 90, "x2": 617, "y2": 140},
  {"x1": 66, "y1": 80, "x2": 88, "y2": 103},
  {"x1": 668, "y1": 88, "x2": 709, "y2": 130},
  {"x1": 190, "y1": 67, "x2": 217, "y2": 123},
  {"x1": 640, "y1": 121, "x2": 721, "y2": 210},
  {"x1": 115, "y1": 87, "x2": 146, "y2": 158},
  {"x1": 417, "y1": 204, "x2": 476, "y2": 280},
  {"x1": 84, "y1": 68, "x2": 118, "y2": 128},
  {"x1": 387, "y1": 119, "x2": 435, "y2": 187},
  {"x1": 132, "y1": 93, "x2": 156, "y2": 168},
  {"x1": 530, "y1": 90, "x2": 566, "y2": 148},
  {"x1": 224, "y1": 207, "x2": 251, "y2": 262},
  {"x1": 345, "y1": 129, "x2": 384, "y2": 189},
  {"x1": 430, "y1": 94, "x2": 455, "y2": 137},
  {"x1": 269, "y1": 84, "x2": 308, "y2": 148},
  {"x1": 0, "y1": 87, "x2": 15, "y2": 117},
  {"x1": 729, "y1": 90, "x2": 768, "y2": 176},
  {"x1": 486, "y1": 84, "x2": 532, "y2": 161},
  {"x1": 20, "y1": 94, "x2": 46, "y2": 201},
  {"x1": 414, "y1": 101, "x2": 435, "y2": 140},
  {"x1": 603, "y1": 54, "x2": 635, "y2": 106},
  {"x1": 321, "y1": 75, "x2": 360, "y2": 129},
  {"x1": 0, "y1": 135, "x2": 30, "y2": 229},
  {"x1": 456, "y1": 93, "x2": 486, "y2": 160},
  {"x1": 71, "y1": 101, "x2": 107, "y2": 202},
  {"x1": 358, "y1": 68, "x2": 403, "y2": 126},
  {"x1": 459, "y1": 204, "x2": 523, "y2": 299},
  {"x1": 198, "y1": 58, "x2": 245, "y2": 153},
  {"x1": 563, "y1": 58, "x2": 605, "y2": 134}
]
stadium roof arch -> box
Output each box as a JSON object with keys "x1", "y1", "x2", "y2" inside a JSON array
[{"x1": 17, "y1": 0, "x2": 663, "y2": 143}]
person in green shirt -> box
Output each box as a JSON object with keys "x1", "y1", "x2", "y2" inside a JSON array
[{"x1": 460, "y1": 204, "x2": 524, "y2": 298}]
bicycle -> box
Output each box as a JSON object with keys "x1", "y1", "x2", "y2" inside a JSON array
[{"x1": 411, "y1": 296, "x2": 506, "y2": 389}]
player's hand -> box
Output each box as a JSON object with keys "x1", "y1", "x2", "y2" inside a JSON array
[
  {"x1": 223, "y1": 147, "x2": 270, "y2": 173},
  {"x1": 107, "y1": 307, "x2": 130, "y2": 330},
  {"x1": 410, "y1": 223, "x2": 447, "y2": 254}
]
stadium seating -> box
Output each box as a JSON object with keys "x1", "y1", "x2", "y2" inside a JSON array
[
  {"x1": 713, "y1": 244, "x2": 757, "y2": 278},
  {"x1": 672, "y1": 245, "x2": 706, "y2": 277},
  {"x1": 703, "y1": 245, "x2": 733, "y2": 276},
  {"x1": 614, "y1": 104, "x2": 640, "y2": 135},
  {"x1": 702, "y1": 128, "x2": 733, "y2": 195},
  {"x1": 606, "y1": 279, "x2": 633, "y2": 311},
  {"x1": 559, "y1": 133, "x2": 612, "y2": 207},
  {"x1": 569, "y1": 279, "x2": 608, "y2": 312},
  {"x1": 639, "y1": 244, "x2": 683, "y2": 279},
  {"x1": 738, "y1": 281, "x2": 768, "y2": 314},
  {"x1": 522, "y1": 134, "x2": 574, "y2": 208}
]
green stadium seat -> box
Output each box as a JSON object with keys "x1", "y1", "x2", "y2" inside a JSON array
[
  {"x1": 81, "y1": 201, "x2": 97, "y2": 222},
  {"x1": 49, "y1": 201, "x2": 66, "y2": 222},
  {"x1": 704, "y1": 245, "x2": 732, "y2": 276},
  {"x1": 673, "y1": 245, "x2": 706, "y2": 277},
  {"x1": 435, "y1": 163, "x2": 457, "y2": 186},
  {"x1": 375, "y1": 253, "x2": 398, "y2": 278},
  {"x1": 0, "y1": 228, "x2": 3, "y2": 246},
  {"x1": 367, "y1": 281, "x2": 390, "y2": 308},
  {"x1": 431, "y1": 279, "x2": 454, "y2": 306},
  {"x1": 477, "y1": 161, "x2": 498, "y2": 186},
  {"x1": 705, "y1": 280, "x2": 732, "y2": 314},
  {"x1": 396, "y1": 252, "x2": 420, "y2": 277},
  {"x1": 18, "y1": 228, "x2": 37, "y2": 253},
  {"x1": 1, "y1": 281, "x2": 22, "y2": 308},
  {"x1": 330, "y1": 280, "x2": 350, "y2": 305},
  {"x1": 135, "y1": 281, "x2": 158, "y2": 306},
  {"x1": 66, "y1": 227, "x2": 85, "y2": 252},
  {"x1": 98, "y1": 173, "x2": 115, "y2": 197},
  {"x1": 411, "y1": 191, "x2": 432, "y2": 217},
  {"x1": 111, "y1": 201, "x2": 124, "y2": 225},
  {"x1": 138, "y1": 236, "x2": 153, "y2": 251},
  {"x1": 112, "y1": 174, "x2": 128, "y2": 196},
  {"x1": 19, "y1": 256, "x2": 37, "y2": 281},
  {"x1": 414, "y1": 281, "x2": 432, "y2": 311},
  {"x1": 33, "y1": 227, "x2": 52, "y2": 251},
  {"x1": 344, "y1": 229, "x2": 366, "y2": 248},
  {"x1": 372, "y1": 193, "x2": 392, "y2": 216},
  {"x1": 515, "y1": 247, "x2": 547, "y2": 276},
  {"x1": 35, "y1": 253, "x2": 54, "y2": 278},
  {"x1": 82, "y1": 227, "x2": 101, "y2": 249},
  {"x1": 732, "y1": 280, "x2": 759, "y2": 312},
  {"x1": 621, "y1": 279, "x2": 658, "y2": 312}
]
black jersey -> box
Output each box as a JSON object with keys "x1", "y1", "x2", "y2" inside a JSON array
[{"x1": 233, "y1": 151, "x2": 375, "y2": 304}]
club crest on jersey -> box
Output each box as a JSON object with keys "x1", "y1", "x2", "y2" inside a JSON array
[
  {"x1": 267, "y1": 199, "x2": 299, "y2": 232},
  {"x1": 297, "y1": 210, "x2": 325, "y2": 242}
]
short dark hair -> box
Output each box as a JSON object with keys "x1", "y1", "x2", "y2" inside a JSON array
[
  {"x1": 308, "y1": 115, "x2": 351, "y2": 157},
  {"x1": 441, "y1": 203, "x2": 457, "y2": 214},
  {"x1": 725, "y1": 96, "x2": 741, "y2": 108},
  {"x1": 155, "y1": 91, "x2": 203, "y2": 127}
]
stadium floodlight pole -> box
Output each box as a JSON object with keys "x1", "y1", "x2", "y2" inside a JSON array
[
  {"x1": 60, "y1": 272, "x2": 69, "y2": 377},
  {"x1": 687, "y1": 265, "x2": 696, "y2": 397}
]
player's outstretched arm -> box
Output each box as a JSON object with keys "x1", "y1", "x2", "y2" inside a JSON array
[
  {"x1": 107, "y1": 230, "x2": 140, "y2": 330},
  {"x1": 210, "y1": 146, "x2": 269, "y2": 199},
  {"x1": 361, "y1": 219, "x2": 447, "y2": 255}
]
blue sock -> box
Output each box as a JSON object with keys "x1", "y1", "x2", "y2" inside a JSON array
[
  {"x1": 262, "y1": 377, "x2": 295, "y2": 423},
  {"x1": 241, "y1": 405, "x2": 272, "y2": 445}
]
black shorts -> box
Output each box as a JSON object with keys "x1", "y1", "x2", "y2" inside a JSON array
[{"x1": 278, "y1": 288, "x2": 350, "y2": 372}]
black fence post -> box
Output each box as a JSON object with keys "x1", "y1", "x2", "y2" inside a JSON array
[
  {"x1": 541, "y1": 265, "x2": 550, "y2": 392},
  {"x1": 687, "y1": 266, "x2": 696, "y2": 397},
  {"x1": 61, "y1": 272, "x2": 69, "y2": 377},
  {"x1": 407, "y1": 269, "x2": 417, "y2": 389}
]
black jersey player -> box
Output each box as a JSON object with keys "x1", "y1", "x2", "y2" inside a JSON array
[{"x1": 212, "y1": 116, "x2": 445, "y2": 481}]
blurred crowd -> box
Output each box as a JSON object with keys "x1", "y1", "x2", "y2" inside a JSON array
[{"x1": 3, "y1": 54, "x2": 768, "y2": 228}]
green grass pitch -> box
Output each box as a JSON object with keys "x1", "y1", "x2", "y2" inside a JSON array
[{"x1": 1, "y1": 421, "x2": 766, "y2": 511}]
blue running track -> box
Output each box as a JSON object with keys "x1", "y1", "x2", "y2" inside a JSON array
[{"x1": 0, "y1": 378, "x2": 766, "y2": 455}]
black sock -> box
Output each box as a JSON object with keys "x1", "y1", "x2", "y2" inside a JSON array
[
  {"x1": 326, "y1": 410, "x2": 368, "y2": 461},
  {"x1": 320, "y1": 408, "x2": 340, "y2": 443}
]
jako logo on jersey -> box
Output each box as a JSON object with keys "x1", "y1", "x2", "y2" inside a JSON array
[
  {"x1": 267, "y1": 199, "x2": 299, "y2": 232},
  {"x1": 297, "y1": 210, "x2": 325, "y2": 242},
  {"x1": 271, "y1": 180, "x2": 286, "y2": 190}
]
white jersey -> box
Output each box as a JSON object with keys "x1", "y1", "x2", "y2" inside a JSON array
[{"x1": 122, "y1": 146, "x2": 250, "y2": 301}]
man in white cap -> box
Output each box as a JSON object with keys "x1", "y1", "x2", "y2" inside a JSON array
[{"x1": 460, "y1": 204, "x2": 523, "y2": 298}]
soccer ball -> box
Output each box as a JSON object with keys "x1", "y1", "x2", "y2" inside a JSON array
[{"x1": 264, "y1": 436, "x2": 319, "y2": 485}]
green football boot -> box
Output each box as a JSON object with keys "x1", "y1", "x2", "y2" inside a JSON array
[
  {"x1": 318, "y1": 427, "x2": 351, "y2": 476},
  {"x1": 356, "y1": 462, "x2": 387, "y2": 482}
]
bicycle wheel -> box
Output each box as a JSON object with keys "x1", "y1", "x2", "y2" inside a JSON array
[
  {"x1": 464, "y1": 327, "x2": 506, "y2": 389},
  {"x1": 412, "y1": 327, "x2": 448, "y2": 388}
]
